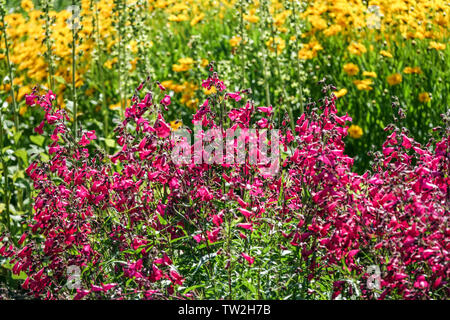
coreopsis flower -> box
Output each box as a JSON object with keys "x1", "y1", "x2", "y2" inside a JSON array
[
  {"x1": 243, "y1": 9, "x2": 259, "y2": 23},
  {"x1": 21, "y1": 0, "x2": 34, "y2": 12},
  {"x1": 266, "y1": 37, "x2": 286, "y2": 55},
  {"x1": 203, "y1": 86, "x2": 217, "y2": 95},
  {"x1": 201, "y1": 58, "x2": 209, "y2": 68},
  {"x1": 170, "y1": 120, "x2": 183, "y2": 131},
  {"x1": 380, "y1": 50, "x2": 393, "y2": 58},
  {"x1": 343, "y1": 63, "x2": 359, "y2": 76},
  {"x1": 353, "y1": 79, "x2": 373, "y2": 91},
  {"x1": 403, "y1": 66, "x2": 422, "y2": 74},
  {"x1": 348, "y1": 124, "x2": 363, "y2": 139},
  {"x1": 298, "y1": 39, "x2": 323, "y2": 60},
  {"x1": 229, "y1": 36, "x2": 242, "y2": 47},
  {"x1": 387, "y1": 73, "x2": 402, "y2": 86},
  {"x1": 333, "y1": 88, "x2": 348, "y2": 98},
  {"x1": 428, "y1": 41, "x2": 446, "y2": 51},
  {"x1": 168, "y1": 14, "x2": 189, "y2": 22},
  {"x1": 323, "y1": 24, "x2": 342, "y2": 36},
  {"x1": 104, "y1": 58, "x2": 118, "y2": 69},
  {"x1": 172, "y1": 57, "x2": 194, "y2": 72},
  {"x1": 347, "y1": 42, "x2": 367, "y2": 55},
  {"x1": 308, "y1": 15, "x2": 327, "y2": 30},
  {"x1": 190, "y1": 13, "x2": 205, "y2": 26},
  {"x1": 418, "y1": 92, "x2": 431, "y2": 103},
  {"x1": 362, "y1": 71, "x2": 377, "y2": 78}
]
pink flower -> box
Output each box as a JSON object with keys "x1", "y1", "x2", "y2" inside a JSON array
[
  {"x1": 79, "y1": 135, "x2": 91, "y2": 146},
  {"x1": 237, "y1": 223, "x2": 253, "y2": 231},
  {"x1": 226, "y1": 92, "x2": 242, "y2": 102},
  {"x1": 169, "y1": 270, "x2": 184, "y2": 285},
  {"x1": 241, "y1": 252, "x2": 254, "y2": 265},
  {"x1": 257, "y1": 106, "x2": 273, "y2": 114},
  {"x1": 154, "y1": 113, "x2": 171, "y2": 138},
  {"x1": 160, "y1": 95, "x2": 171, "y2": 106}
]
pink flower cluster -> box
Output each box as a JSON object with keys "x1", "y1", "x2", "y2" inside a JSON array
[{"x1": 1, "y1": 66, "x2": 448, "y2": 300}]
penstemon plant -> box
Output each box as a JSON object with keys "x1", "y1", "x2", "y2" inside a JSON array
[{"x1": 0, "y1": 64, "x2": 448, "y2": 300}]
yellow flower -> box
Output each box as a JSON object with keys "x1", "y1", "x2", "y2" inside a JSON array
[
  {"x1": 230, "y1": 36, "x2": 242, "y2": 47},
  {"x1": 380, "y1": 50, "x2": 393, "y2": 58},
  {"x1": 348, "y1": 125, "x2": 363, "y2": 139},
  {"x1": 308, "y1": 15, "x2": 327, "y2": 30},
  {"x1": 191, "y1": 13, "x2": 205, "y2": 26},
  {"x1": 21, "y1": 0, "x2": 34, "y2": 12},
  {"x1": 429, "y1": 41, "x2": 446, "y2": 51},
  {"x1": 362, "y1": 71, "x2": 377, "y2": 78},
  {"x1": 129, "y1": 57, "x2": 138, "y2": 72},
  {"x1": 127, "y1": 40, "x2": 138, "y2": 54},
  {"x1": 109, "y1": 99, "x2": 130, "y2": 111},
  {"x1": 323, "y1": 24, "x2": 342, "y2": 37},
  {"x1": 168, "y1": 14, "x2": 189, "y2": 22},
  {"x1": 201, "y1": 58, "x2": 209, "y2": 68},
  {"x1": 244, "y1": 9, "x2": 260, "y2": 23},
  {"x1": 203, "y1": 86, "x2": 217, "y2": 95},
  {"x1": 348, "y1": 42, "x2": 367, "y2": 56},
  {"x1": 386, "y1": 73, "x2": 402, "y2": 86},
  {"x1": 104, "y1": 57, "x2": 118, "y2": 69},
  {"x1": 19, "y1": 105, "x2": 28, "y2": 116},
  {"x1": 172, "y1": 57, "x2": 194, "y2": 72},
  {"x1": 17, "y1": 85, "x2": 31, "y2": 101},
  {"x1": 161, "y1": 80, "x2": 174, "y2": 90},
  {"x1": 403, "y1": 67, "x2": 422, "y2": 74},
  {"x1": 109, "y1": 102, "x2": 121, "y2": 110},
  {"x1": 333, "y1": 88, "x2": 348, "y2": 98},
  {"x1": 178, "y1": 57, "x2": 194, "y2": 65},
  {"x1": 170, "y1": 120, "x2": 183, "y2": 131},
  {"x1": 353, "y1": 79, "x2": 373, "y2": 91},
  {"x1": 297, "y1": 40, "x2": 323, "y2": 60},
  {"x1": 172, "y1": 64, "x2": 190, "y2": 72},
  {"x1": 266, "y1": 37, "x2": 286, "y2": 55},
  {"x1": 343, "y1": 63, "x2": 359, "y2": 76},
  {"x1": 418, "y1": 92, "x2": 431, "y2": 103}
]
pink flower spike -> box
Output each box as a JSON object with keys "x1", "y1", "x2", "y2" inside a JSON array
[
  {"x1": 237, "y1": 223, "x2": 253, "y2": 231},
  {"x1": 160, "y1": 95, "x2": 171, "y2": 106},
  {"x1": 241, "y1": 252, "x2": 254, "y2": 265},
  {"x1": 79, "y1": 134, "x2": 91, "y2": 146},
  {"x1": 238, "y1": 208, "x2": 252, "y2": 219},
  {"x1": 257, "y1": 106, "x2": 273, "y2": 114},
  {"x1": 157, "y1": 81, "x2": 165, "y2": 91},
  {"x1": 226, "y1": 92, "x2": 242, "y2": 102}
]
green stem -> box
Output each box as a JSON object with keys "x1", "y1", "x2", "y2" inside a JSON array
[
  {"x1": 1, "y1": 13, "x2": 19, "y2": 129},
  {"x1": 0, "y1": 110, "x2": 11, "y2": 233},
  {"x1": 94, "y1": 1, "x2": 109, "y2": 152},
  {"x1": 291, "y1": 0, "x2": 304, "y2": 115},
  {"x1": 239, "y1": 0, "x2": 246, "y2": 87},
  {"x1": 71, "y1": 0, "x2": 78, "y2": 136}
]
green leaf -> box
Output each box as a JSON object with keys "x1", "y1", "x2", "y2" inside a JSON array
[
  {"x1": 242, "y1": 279, "x2": 257, "y2": 295},
  {"x1": 12, "y1": 169, "x2": 25, "y2": 182},
  {"x1": 40, "y1": 153, "x2": 49, "y2": 162},
  {"x1": 13, "y1": 131, "x2": 22, "y2": 144},
  {"x1": 14, "y1": 149, "x2": 28, "y2": 166},
  {"x1": 182, "y1": 284, "x2": 205, "y2": 295},
  {"x1": 53, "y1": 76, "x2": 66, "y2": 85},
  {"x1": 104, "y1": 138, "x2": 116, "y2": 148},
  {"x1": 30, "y1": 135, "x2": 45, "y2": 147},
  {"x1": 157, "y1": 213, "x2": 168, "y2": 225}
]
